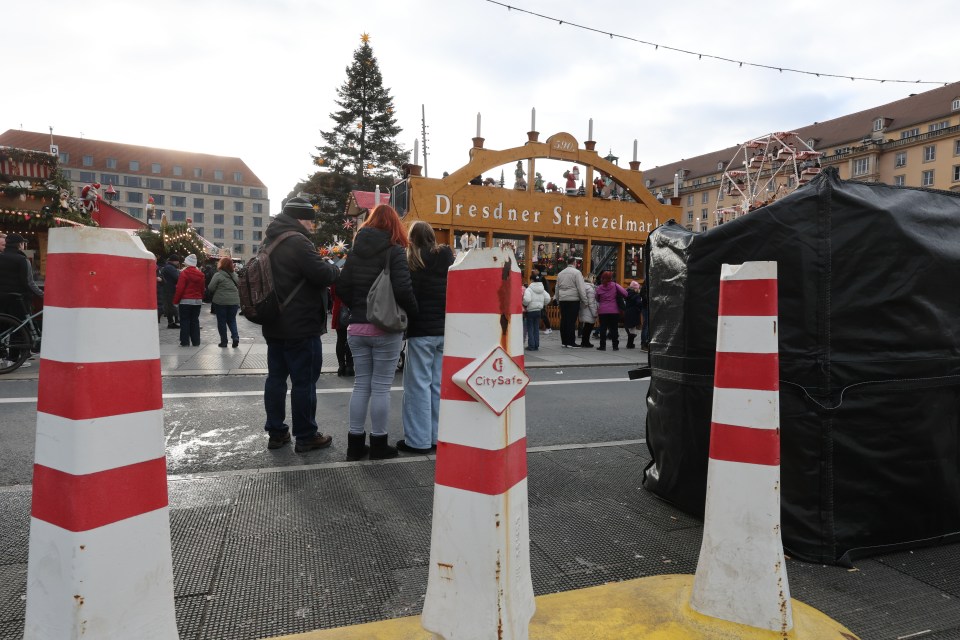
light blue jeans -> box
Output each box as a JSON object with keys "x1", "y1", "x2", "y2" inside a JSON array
[
  {"x1": 401, "y1": 335, "x2": 444, "y2": 449},
  {"x1": 347, "y1": 332, "x2": 403, "y2": 437}
]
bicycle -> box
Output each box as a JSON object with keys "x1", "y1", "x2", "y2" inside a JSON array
[{"x1": 0, "y1": 295, "x2": 42, "y2": 374}]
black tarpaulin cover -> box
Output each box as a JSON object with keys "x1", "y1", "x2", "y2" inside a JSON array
[{"x1": 642, "y1": 167, "x2": 960, "y2": 564}]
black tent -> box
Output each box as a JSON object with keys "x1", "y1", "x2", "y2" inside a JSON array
[{"x1": 643, "y1": 167, "x2": 960, "y2": 564}]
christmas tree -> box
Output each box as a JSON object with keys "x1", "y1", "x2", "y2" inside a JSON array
[{"x1": 313, "y1": 33, "x2": 407, "y2": 183}]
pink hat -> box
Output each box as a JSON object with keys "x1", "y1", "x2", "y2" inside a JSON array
[{"x1": 629, "y1": 280, "x2": 640, "y2": 291}]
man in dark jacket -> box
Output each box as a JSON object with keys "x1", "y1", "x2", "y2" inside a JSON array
[
  {"x1": 262, "y1": 197, "x2": 340, "y2": 453},
  {"x1": 0, "y1": 234, "x2": 43, "y2": 319},
  {"x1": 160, "y1": 255, "x2": 181, "y2": 328}
]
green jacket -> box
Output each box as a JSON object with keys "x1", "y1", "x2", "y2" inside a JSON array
[{"x1": 207, "y1": 269, "x2": 241, "y2": 306}]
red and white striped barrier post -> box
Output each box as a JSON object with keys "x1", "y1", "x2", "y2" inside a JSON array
[
  {"x1": 689, "y1": 261, "x2": 792, "y2": 632},
  {"x1": 421, "y1": 247, "x2": 536, "y2": 639},
  {"x1": 24, "y1": 227, "x2": 178, "y2": 639}
]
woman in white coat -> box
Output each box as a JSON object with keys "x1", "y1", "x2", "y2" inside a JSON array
[
  {"x1": 578, "y1": 274, "x2": 598, "y2": 348},
  {"x1": 522, "y1": 280, "x2": 552, "y2": 351}
]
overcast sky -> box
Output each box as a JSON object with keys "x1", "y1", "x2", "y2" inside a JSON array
[{"x1": 5, "y1": 0, "x2": 957, "y2": 212}]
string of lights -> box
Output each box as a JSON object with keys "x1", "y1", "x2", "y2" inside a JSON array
[{"x1": 484, "y1": 0, "x2": 952, "y2": 86}]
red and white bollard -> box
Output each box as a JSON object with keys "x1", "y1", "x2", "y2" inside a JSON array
[
  {"x1": 689, "y1": 261, "x2": 793, "y2": 632},
  {"x1": 24, "y1": 227, "x2": 178, "y2": 639},
  {"x1": 421, "y1": 247, "x2": 536, "y2": 639}
]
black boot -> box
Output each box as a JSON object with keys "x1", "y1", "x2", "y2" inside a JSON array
[
  {"x1": 346, "y1": 432, "x2": 369, "y2": 461},
  {"x1": 627, "y1": 334, "x2": 636, "y2": 349},
  {"x1": 369, "y1": 434, "x2": 398, "y2": 460}
]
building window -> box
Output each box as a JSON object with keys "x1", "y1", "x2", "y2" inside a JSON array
[
  {"x1": 214, "y1": 170, "x2": 224, "y2": 181},
  {"x1": 172, "y1": 196, "x2": 187, "y2": 207},
  {"x1": 228, "y1": 186, "x2": 243, "y2": 197},
  {"x1": 173, "y1": 165, "x2": 182, "y2": 176},
  {"x1": 953, "y1": 99, "x2": 960, "y2": 111},
  {"x1": 208, "y1": 184, "x2": 224, "y2": 195},
  {"x1": 213, "y1": 228, "x2": 224, "y2": 239},
  {"x1": 123, "y1": 176, "x2": 142, "y2": 188},
  {"x1": 233, "y1": 215, "x2": 244, "y2": 226},
  {"x1": 146, "y1": 178, "x2": 163, "y2": 189},
  {"x1": 686, "y1": 195, "x2": 693, "y2": 206},
  {"x1": 100, "y1": 173, "x2": 119, "y2": 185},
  {"x1": 233, "y1": 244, "x2": 244, "y2": 255},
  {"x1": 193, "y1": 198, "x2": 205, "y2": 208},
  {"x1": 126, "y1": 191, "x2": 143, "y2": 203},
  {"x1": 214, "y1": 200, "x2": 224, "y2": 211},
  {"x1": 922, "y1": 170, "x2": 935, "y2": 186},
  {"x1": 929, "y1": 121, "x2": 950, "y2": 132},
  {"x1": 252, "y1": 203, "x2": 263, "y2": 214},
  {"x1": 233, "y1": 202, "x2": 244, "y2": 213},
  {"x1": 233, "y1": 171, "x2": 243, "y2": 182},
  {"x1": 954, "y1": 166, "x2": 960, "y2": 182},
  {"x1": 233, "y1": 230, "x2": 244, "y2": 240},
  {"x1": 79, "y1": 171, "x2": 96, "y2": 183},
  {"x1": 151, "y1": 163, "x2": 161, "y2": 174},
  {"x1": 250, "y1": 188, "x2": 263, "y2": 199},
  {"x1": 149, "y1": 194, "x2": 165, "y2": 205},
  {"x1": 900, "y1": 128, "x2": 919, "y2": 139},
  {"x1": 82, "y1": 155, "x2": 93, "y2": 167},
  {"x1": 194, "y1": 226, "x2": 204, "y2": 237},
  {"x1": 253, "y1": 230, "x2": 263, "y2": 241},
  {"x1": 193, "y1": 168, "x2": 202, "y2": 178},
  {"x1": 894, "y1": 151, "x2": 907, "y2": 167},
  {"x1": 59, "y1": 152, "x2": 70, "y2": 164},
  {"x1": 190, "y1": 182, "x2": 204, "y2": 193},
  {"x1": 171, "y1": 181, "x2": 185, "y2": 191},
  {"x1": 955, "y1": 140, "x2": 960, "y2": 156},
  {"x1": 214, "y1": 214, "x2": 224, "y2": 225},
  {"x1": 893, "y1": 175, "x2": 906, "y2": 187},
  {"x1": 61, "y1": 169, "x2": 72, "y2": 179},
  {"x1": 128, "y1": 207, "x2": 143, "y2": 218},
  {"x1": 106, "y1": 157, "x2": 117, "y2": 169},
  {"x1": 251, "y1": 245, "x2": 259, "y2": 254},
  {"x1": 787, "y1": 176, "x2": 796, "y2": 188},
  {"x1": 171, "y1": 211, "x2": 186, "y2": 222},
  {"x1": 923, "y1": 145, "x2": 937, "y2": 162},
  {"x1": 853, "y1": 157, "x2": 870, "y2": 176},
  {"x1": 194, "y1": 212, "x2": 205, "y2": 223},
  {"x1": 129, "y1": 160, "x2": 140, "y2": 171},
  {"x1": 686, "y1": 210, "x2": 693, "y2": 222},
  {"x1": 253, "y1": 217, "x2": 263, "y2": 227},
  {"x1": 873, "y1": 118, "x2": 884, "y2": 132},
  {"x1": 700, "y1": 191, "x2": 709, "y2": 204}
]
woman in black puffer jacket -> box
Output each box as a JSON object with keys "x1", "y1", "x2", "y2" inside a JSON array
[
  {"x1": 397, "y1": 221, "x2": 455, "y2": 454},
  {"x1": 336, "y1": 205, "x2": 418, "y2": 461}
]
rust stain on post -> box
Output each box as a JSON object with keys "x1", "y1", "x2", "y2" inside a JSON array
[{"x1": 498, "y1": 257, "x2": 513, "y2": 341}]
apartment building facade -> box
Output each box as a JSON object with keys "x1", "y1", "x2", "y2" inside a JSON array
[
  {"x1": 0, "y1": 130, "x2": 270, "y2": 258},
  {"x1": 643, "y1": 82, "x2": 960, "y2": 231}
]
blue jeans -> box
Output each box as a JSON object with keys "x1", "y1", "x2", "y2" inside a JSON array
[
  {"x1": 178, "y1": 303, "x2": 201, "y2": 346},
  {"x1": 214, "y1": 303, "x2": 240, "y2": 344},
  {"x1": 524, "y1": 310, "x2": 541, "y2": 350},
  {"x1": 263, "y1": 336, "x2": 322, "y2": 442},
  {"x1": 401, "y1": 335, "x2": 444, "y2": 449},
  {"x1": 347, "y1": 332, "x2": 402, "y2": 437}
]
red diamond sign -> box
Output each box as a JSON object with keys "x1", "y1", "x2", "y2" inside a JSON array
[{"x1": 451, "y1": 346, "x2": 529, "y2": 416}]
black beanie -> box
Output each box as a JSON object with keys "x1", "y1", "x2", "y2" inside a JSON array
[{"x1": 283, "y1": 197, "x2": 316, "y2": 220}]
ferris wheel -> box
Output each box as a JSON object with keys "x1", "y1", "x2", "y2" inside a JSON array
[{"x1": 714, "y1": 132, "x2": 822, "y2": 225}]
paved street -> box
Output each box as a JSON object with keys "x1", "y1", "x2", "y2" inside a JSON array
[{"x1": 0, "y1": 309, "x2": 958, "y2": 639}]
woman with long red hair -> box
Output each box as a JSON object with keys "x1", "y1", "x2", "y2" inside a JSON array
[{"x1": 336, "y1": 204, "x2": 418, "y2": 461}]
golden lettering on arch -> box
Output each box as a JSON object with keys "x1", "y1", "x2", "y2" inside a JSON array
[{"x1": 546, "y1": 132, "x2": 579, "y2": 160}]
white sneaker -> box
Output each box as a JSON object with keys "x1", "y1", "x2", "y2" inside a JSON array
[{"x1": 544, "y1": 328, "x2": 552, "y2": 334}]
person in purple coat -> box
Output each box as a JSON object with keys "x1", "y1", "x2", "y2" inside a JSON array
[{"x1": 593, "y1": 270, "x2": 628, "y2": 351}]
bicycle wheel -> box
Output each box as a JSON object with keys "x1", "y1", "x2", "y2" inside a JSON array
[{"x1": 0, "y1": 313, "x2": 31, "y2": 374}]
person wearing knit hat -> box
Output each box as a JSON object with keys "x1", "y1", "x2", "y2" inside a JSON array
[
  {"x1": 173, "y1": 252, "x2": 206, "y2": 346},
  {"x1": 0, "y1": 232, "x2": 44, "y2": 340},
  {"x1": 260, "y1": 192, "x2": 340, "y2": 454}
]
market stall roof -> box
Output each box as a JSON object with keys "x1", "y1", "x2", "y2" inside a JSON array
[
  {"x1": 345, "y1": 190, "x2": 390, "y2": 217},
  {"x1": 93, "y1": 200, "x2": 149, "y2": 230}
]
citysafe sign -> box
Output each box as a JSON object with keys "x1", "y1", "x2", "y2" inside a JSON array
[
  {"x1": 452, "y1": 346, "x2": 530, "y2": 416},
  {"x1": 433, "y1": 194, "x2": 659, "y2": 237}
]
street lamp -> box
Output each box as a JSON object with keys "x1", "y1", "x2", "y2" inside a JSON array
[{"x1": 104, "y1": 183, "x2": 118, "y2": 207}]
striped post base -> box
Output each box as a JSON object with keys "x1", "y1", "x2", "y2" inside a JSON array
[
  {"x1": 689, "y1": 261, "x2": 793, "y2": 633},
  {"x1": 421, "y1": 248, "x2": 536, "y2": 640},
  {"x1": 24, "y1": 227, "x2": 178, "y2": 639}
]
